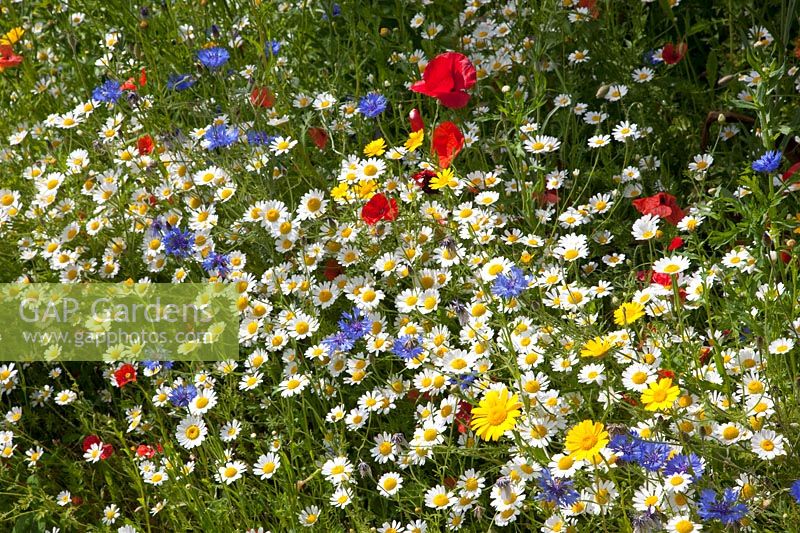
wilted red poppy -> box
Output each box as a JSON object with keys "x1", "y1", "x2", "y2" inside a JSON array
[
  {"x1": 657, "y1": 369, "x2": 676, "y2": 381},
  {"x1": 308, "y1": 127, "x2": 328, "y2": 149},
  {"x1": 432, "y1": 121, "x2": 464, "y2": 168},
  {"x1": 409, "y1": 108, "x2": 424, "y2": 132},
  {"x1": 137, "y1": 135, "x2": 154, "y2": 155},
  {"x1": 250, "y1": 86, "x2": 275, "y2": 108},
  {"x1": 0, "y1": 45, "x2": 23, "y2": 69},
  {"x1": 410, "y1": 52, "x2": 476, "y2": 109},
  {"x1": 412, "y1": 169, "x2": 438, "y2": 194},
  {"x1": 114, "y1": 364, "x2": 137, "y2": 388},
  {"x1": 323, "y1": 259, "x2": 343, "y2": 281},
  {"x1": 361, "y1": 193, "x2": 398, "y2": 225},
  {"x1": 662, "y1": 42, "x2": 687, "y2": 65},
  {"x1": 632, "y1": 192, "x2": 685, "y2": 225}
]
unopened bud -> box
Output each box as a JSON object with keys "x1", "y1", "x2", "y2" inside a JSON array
[{"x1": 717, "y1": 113, "x2": 726, "y2": 124}]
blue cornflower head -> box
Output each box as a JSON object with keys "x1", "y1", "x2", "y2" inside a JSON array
[
  {"x1": 698, "y1": 488, "x2": 748, "y2": 525},
  {"x1": 392, "y1": 336, "x2": 424, "y2": 361},
  {"x1": 202, "y1": 251, "x2": 231, "y2": 277},
  {"x1": 204, "y1": 124, "x2": 239, "y2": 150},
  {"x1": 449, "y1": 372, "x2": 477, "y2": 390},
  {"x1": 197, "y1": 46, "x2": 230, "y2": 69},
  {"x1": 791, "y1": 480, "x2": 800, "y2": 504},
  {"x1": 536, "y1": 470, "x2": 580, "y2": 507},
  {"x1": 92, "y1": 80, "x2": 122, "y2": 103},
  {"x1": 608, "y1": 433, "x2": 641, "y2": 462},
  {"x1": 266, "y1": 39, "x2": 281, "y2": 56},
  {"x1": 167, "y1": 73, "x2": 195, "y2": 91},
  {"x1": 323, "y1": 330, "x2": 356, "y2": 354},
  {"x1": 322, "y1": 3, "x2": 341, "y2": 19},
  {"x1": 163, "y1": 226, "x2": 195, "y2": 258},
  {"x1": 491, "y1": 267, "x2": 532, "y2": 299},
  {"x1": 338, "y1": 308, "x2": 370, "y2": 340},
  {"x1": 168, "y1": 384, "x2": 198, "y2": 407},
  {"x1": 664, "y1": 453, "x2": 705, "y2": 478},
  {"x1": 357, "y1": 93, "x2": 388, "y2": 119},
  {"x1": 752, "y1": 150, "x2": 782, "y2": 173},
  {"x1": 635, "y1": 440, "x2": 672, "y2": 472},
  {"x1": 246, "y1": 130, "x2": 275, "y2": 146}
]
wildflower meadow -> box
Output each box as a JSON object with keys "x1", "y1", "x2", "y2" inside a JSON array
[{"x1": 2, "y1": 0, "x2": 800, "y2": 531}]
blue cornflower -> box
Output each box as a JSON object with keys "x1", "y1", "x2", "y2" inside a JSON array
[
  {"x1": 266, "y1": 39, "x2": 281, "y2": 56},
  {"x1": 449, "y1": 372, "x2": 477, "y2": 390},
  {"x1": 357, "y1": 93, "x2": 388, "y2": 119},
  {"x1": 246, "y1": 130, "x2": 275, "y2": 146},
  {"x1": 202, "y1": 251, "x2": 231, "y2": 277},
  {"x1": 752, "y1": 150, "x2": 782, "y2": 173},
  {"x1": 197, "y1": 46, "x2": 230, "y2": 69},
  {"x1": 697, "y1": 488, "x2": 748, "y2": 525},
  {"x1": 323, "y1": 330, "x2": 356, "y2": 354},
  {"x1": 536, "y1": 470, "x2": 579, "y2": 507},
  {"x1": 322, "y1": 3, "x2": 341, "y2": 19},
  {"x1": 163, "y1": 226, "x2": 195, "y2": 258},
  {"x1": 168, "y1": 384, "x2": 198, "y2": 407},
  {"x1": 204, "y1": 124, "x2": 239, "y2": 150},
  {"x1": 491, "y1": 267, "x2": 532, "y2": 299},
  {"x1": 392, "y1": 336, "x2": 424, "y2": 361},
  {"x1": 338, "y1": 308, "x2": 370, "y2": 340},
  {"x1": 664, "y1": 453, "x2": 705, "y2": 478},
  {"x1": 635, "y1": 440, "x2": 672, "y2": 472},
  {"x1": 167, "y1": 73, "x2": 195, "y2": 91},
  {"x1": 791, "y1": 480, "x2": 800, "y2": 504},
  {"x1": 608, "y1": 433, "x2": 641, "y2": 462},
  {"x1": 92, "y1": 80, "x2": 122, "y2": 103}
]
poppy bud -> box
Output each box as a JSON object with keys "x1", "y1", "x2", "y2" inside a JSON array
[{"x1": 409, "y1": 108, "x2": 424, "y2": 132}]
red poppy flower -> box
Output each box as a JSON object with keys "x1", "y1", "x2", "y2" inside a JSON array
[
  {"x1": 323, "y1": 259, "x2": 343, "y2": 281},
  {"x1": 0, "y1": 45, "x2": 23, "y2": 69},
  {"x1": 82, "y1": 435, "x2": 101, "y2": 452},
  {"x1": 308, "y1": 127, "x2": 328, "y2": 149},
  {"x1": 361, "y1": 193, "x2": 398, "y2": 225},
  {"x1": 782, "y1": 161, "x2": 800, "y2": 182},
  {"x1": 409, "y1": 108, "x2": 424, "y2": 132},
  {"x1": 432, "y1": 121, "x2": 464, "y2": 168},
  {"x1": 137, "y1": 135, "x2": 154, "y2": 155},
  {"x1": 250, "y1": 86, "x2": 275, "y2": 108},
  {"x1": 120, "y1": 78, "x2": 137, "y2": 91},
  {"x1": 533, "y1": 190, "x2": 559, "y2": 205},
  {"x1": 578, "y1": 0, "x2": 600, "y2": 18},
  {"x1": 668, "y1": 236, "x2": 684, "y2": 251},
  {"x1": 114, "y1": 364, "x2": 137, "y2": 388},
  {"x1": 412, "y1": 169, "x2": 438, "y2": 194},
  {"x1": 136, "y1": 444, "x2": 157, "y2": 458},
  {"x1": 410, "y1": 51, "x2": 477, "y2": 109},
  {"x1": 101, "y1": 443, "x2": 114, "y2": 459},
  {"x1": 632, "y1": 192, "x2": 685, "y2": 225},
  {"x1": 657, "y1": 369, "x2": 675, "y2": 381},
  {"x1": 139, "y1": 68, "x2": 147, "y2": 87},
  {"x1": 662, "y1": 42, "x2": 687, "y2": 65}
]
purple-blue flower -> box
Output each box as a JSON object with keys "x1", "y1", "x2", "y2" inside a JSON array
[
  {"x1": 197, "y1": 46, "x2": 230, "y2": 69},
  {"x1": 163, "y1": 227, "x2": 195, "y2": 258},
  {"x1": 92, "y1": 80, "x2": 122, "y2": 103},
  {"x1": 698, "y1": 488, "x2": 748, "y2": 525},
  {"x1": 167, "y1": 73, "x2": 195, "y2": 91},
  {"x1": 358, "y1": 93, "x2": 388, "y2": 119},
  {"x1": 752, "y1": 150, "x2": 782, "y2": 173},
  {"x1": 202, "y1": 251, "x2": 231, "y2": 277},
  {"x1": 204, "y1": 124, "x2": 239, "y2": 150},
  {"x1": 791, "y1": 480, "x2": 800, "y2": 504},
  {"x1": 536, "y1": 470, "x2": 579, "y2": 507},
  {"x1": 491, "y1": 267, "x2": 532, "y2": 299},
  {"x1": 266, "y1": 39, "x2": 281, "y2": 56},
  {"x1": 392, "y1": 336, "x2": 423, "y2": 360},
  {"x1": 168, "y1": 384, "x2": 198, "y2": 407}
]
